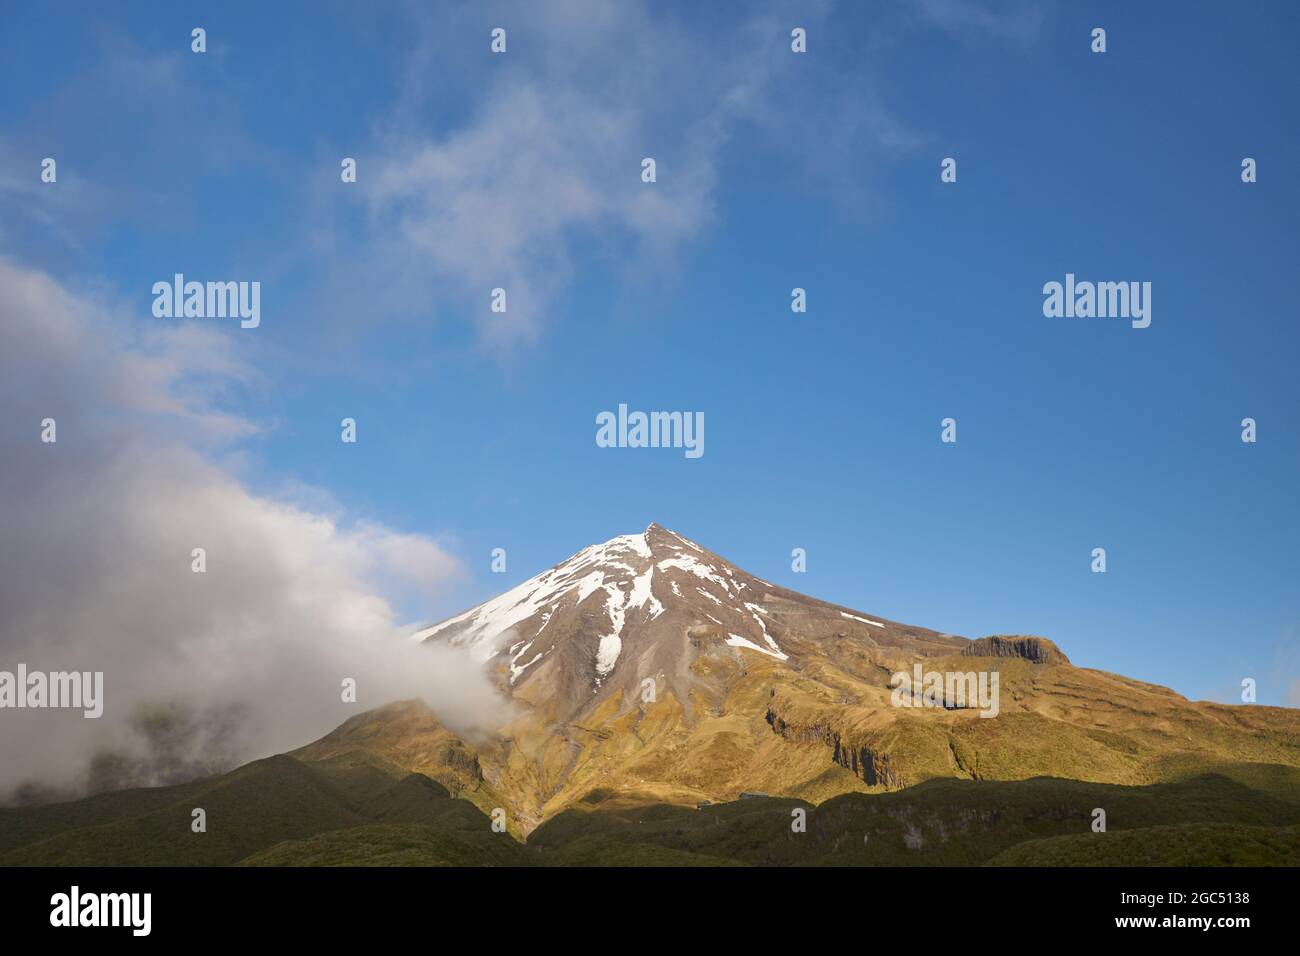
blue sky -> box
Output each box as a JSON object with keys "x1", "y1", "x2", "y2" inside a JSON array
[{"x1": 2, "y1": 0, "x2": 1297, "y2": 708}]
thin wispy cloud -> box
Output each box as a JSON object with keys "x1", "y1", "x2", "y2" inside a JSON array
[
  {"x1": 340, "y1": 0, "x2": 918, "y2": 352},
  {"x1": 913, "y1": 0, "x2": 1046, "y2": 43}
]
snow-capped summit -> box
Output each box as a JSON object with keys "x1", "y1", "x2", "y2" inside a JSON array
[
  {"x1": 416, "y1": 524, "x2": 749, "y2": 678},
  {"x1": 416, "y1": 524, "x2": 962, "y2": 718},
  {"x1": 302, "y1": 526, "x2": 1246, "y2": 841}
]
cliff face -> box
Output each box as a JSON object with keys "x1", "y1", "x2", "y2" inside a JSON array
[
  {"x1": 835, "y1": 742, "x2": 904, "y2": 788},
  {"x1": 765, "y1": 703, "x2": 904, "y2": 788},
  {"x1": 962, "y1": 635, "x2": 1070, "y2": 665}
]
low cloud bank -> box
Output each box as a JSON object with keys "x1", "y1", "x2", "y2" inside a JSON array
[{"x1": 0, "y1": 260, "x2": 502, "y2": 801}]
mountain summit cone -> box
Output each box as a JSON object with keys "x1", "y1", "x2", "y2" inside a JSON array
[{"x1": 295, "y1": 525, "x2": 1300, "y2": 832}]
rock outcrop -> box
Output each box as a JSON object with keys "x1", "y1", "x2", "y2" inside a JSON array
[{"x1": 962, "y1": 635, "x2": 1069, "y2": 665}]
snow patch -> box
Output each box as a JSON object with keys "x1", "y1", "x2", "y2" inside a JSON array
[
  {"x1": 659, "y1": 555, "x2": 732, "y2": 591},
  {"x1": 744, "y1": 602, "x2": 784, "y2": 655},
  {"x1": 841, "y1": 612, "x2": 884, "y2": 628},
  {"x1": 627, "y1": 566, "x2": 664, "y2": 618},
  {"x1": 511, "y1": 650, "x2": 545, "y2": 683},
  {"x1": 615, "y1": 532, "x2": 653, "y2": 559},
  {"x1": 574, "y1": 570, "x2": 606, "y2": 605},
  {"x1": 595, "y1": 635, "x2": 622, "y2": 676},
  {"x1": 726, "y1": 633, "x2": 788, "y2": 661},
  {"x1": 594, "y1": 583, "x2": 628, "y2": 678},
  {"x1": 668, "y1": 529, "x2": 706, "y2": 553}
]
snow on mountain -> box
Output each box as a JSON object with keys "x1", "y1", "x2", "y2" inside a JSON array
[
  {"x1": 415, "y1": 524, "x2": 952, "y2": 702},
  {"x1": 413, "y1": 526, "x2": 691, "y2": 680}
]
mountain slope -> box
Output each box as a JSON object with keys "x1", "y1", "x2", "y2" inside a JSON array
[
  {"x1": 0, "y1": 754, "x2": 524, "y2": 866},
  {"x1": 335, "y1": 524, "x2": 1300, "y2": 833},
  {"x1": 529, "y1": 770, "x2": 1300, "y2": 866},
  {"x1": 9, "y1": 524, "x2": 1297, "y2": 866},
  {"x1": 1, "y1": 755, "x2": 368, "y2": 866},
  {"x1": 7, "y1": 758, "x2": 1299, "y2": 866}
]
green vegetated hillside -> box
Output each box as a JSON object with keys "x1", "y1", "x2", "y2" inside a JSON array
[{"x1": 4, "y1": 753, "x2": 1299, "y2": 866}]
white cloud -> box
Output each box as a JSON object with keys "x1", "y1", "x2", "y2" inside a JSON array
[
  {"x1": 0, "y1": 260, "x2": 499, "y2": 798},
  {"x1": 347, "y1": 0, "x2": 877, "y2": 351}
]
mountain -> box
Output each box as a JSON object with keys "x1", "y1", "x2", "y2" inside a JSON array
[
  {"x1": 5, "y1": 523, "x2": 1300, "y2": 866},
  {"x1": 299, "y1": 524, "x2": 1300, "y2": 834},
  {"x1": 410, "y1": 522, "x2": 963, "y2": 698}
]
